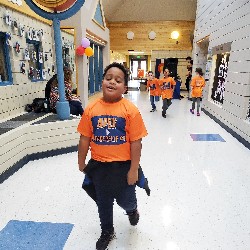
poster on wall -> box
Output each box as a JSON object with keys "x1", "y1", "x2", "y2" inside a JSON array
[{"x1": 211, "y1": 53, "x2": 230, "y2": 104}]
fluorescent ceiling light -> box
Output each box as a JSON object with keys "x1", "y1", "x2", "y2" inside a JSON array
[{"x1": 128, "y1": 51, "x2": 145, "y2": 54}]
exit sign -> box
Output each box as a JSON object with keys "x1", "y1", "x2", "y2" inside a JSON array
[{"x1": 137, "y1": 56, "x2": 141, "y2": 58}]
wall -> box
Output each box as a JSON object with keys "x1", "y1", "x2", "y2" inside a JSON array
[
  {"x1": 193, "y1": 0, "x2": 250, "y2": 143},
  {"x1": 0, "y1": 5, "x2": 53, "y2": 120},
  {"x1": 61, "y1": 0, "x2": 110, "y2": 108}
]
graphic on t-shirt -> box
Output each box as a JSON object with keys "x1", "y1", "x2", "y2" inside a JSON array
[
  {"x1": 196, "y1": 80, "x2": 202, "y2": 87},
  {"x1": 161, "y1": 81, "x2": 171, "y2": 90},
  {"x1": 91, "y1": 115, "x2": 127, "y2": 145},
  {"x1": 149, "y1": 84, "x2": 156, "y2": 90}
]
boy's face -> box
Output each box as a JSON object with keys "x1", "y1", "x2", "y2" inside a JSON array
[
  {"x1": 148, "y1": 73, "x2": 153, "y2": 80},
  {"x1": 102, "y1": 67, "x2": 126, "y2": 102},
  {"x1": 164, "y1": 69, "x2": 170, "y2": 78}
]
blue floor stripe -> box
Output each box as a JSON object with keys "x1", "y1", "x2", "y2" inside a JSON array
[
  {"x1": 0, "y1": 220, "x2": 74, "y2": 250},
  {"x1": 190, "y1": 134, "x2": 226, "y2": 142}
]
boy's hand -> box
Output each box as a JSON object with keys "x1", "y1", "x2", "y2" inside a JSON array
[
  {"x1": 79, "y1": 162, "x2": 86, "y2": 172},
  {"x1": 127, "y1": 169, "x2": 138, "y2": 185}
]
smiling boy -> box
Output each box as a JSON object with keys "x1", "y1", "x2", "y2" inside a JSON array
[{"x1": 77, "y1": 62, "x2": 148, "y2": 250}]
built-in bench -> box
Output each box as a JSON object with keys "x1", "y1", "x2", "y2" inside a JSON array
[{"x1": 0, "y1": 112, "x2": 80, "y2": 183}]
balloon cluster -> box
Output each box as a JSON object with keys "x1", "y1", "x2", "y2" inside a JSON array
[{"x1": 76, "y1": 38, "x2": 94, "y2": 57}]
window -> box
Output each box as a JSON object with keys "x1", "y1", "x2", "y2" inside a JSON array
[
  {"x1": 26, "y1": 39, "x2": 44, "y2": 81},
  {"x1": 0, "y1": 32, "x2": 12, "y2": 85}
]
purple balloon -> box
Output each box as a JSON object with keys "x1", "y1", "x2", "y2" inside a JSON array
[{"x1": 81, "y1": 38, "x2": 90, "y2": 48}]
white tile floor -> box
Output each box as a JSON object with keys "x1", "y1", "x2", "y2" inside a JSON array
[{"x1": 1, "y1": 90, "x2": 250, "y2": 250}]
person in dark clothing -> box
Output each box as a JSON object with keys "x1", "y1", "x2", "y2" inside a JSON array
[{"x1": 45, "y1": 74, "x2": 57, "y2": 111}]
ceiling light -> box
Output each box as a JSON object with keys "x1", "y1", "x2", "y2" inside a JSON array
[
  {"x1": 171, "y1": 31, "x2": 179, "y2": 40},
  {"x1": 128, "y1": 51, "x2": 144, "y2": 54}
]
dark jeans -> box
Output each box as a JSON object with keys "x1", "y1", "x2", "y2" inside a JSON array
[
  {"x1": 85, "y1": 159, "x2": 137, "y2": 231},
  {"x1": 150, "y1": 95, "x2": 156, "y2": 110},
  {"x1": 162, "y1": 98, "x2": 172, "y2": 115},
  {"x1": 69, "y1": 100, "x2": 83, "y2": 116}
]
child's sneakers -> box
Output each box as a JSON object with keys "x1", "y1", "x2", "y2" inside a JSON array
[
  {"x1": 190, "y1": 109, "x2": 194, "y2": 114},
  {"x1": 96, "y1": 229, "x2": 115, "y2": 250},
  {"x1": 197, "y1": 112, "x2": 200, "y2": 116},
  {"x1": 127, "y1": 209, "x2": 140, "y2": 226},
  {"x1": 150, "y1": 108, "x2": 156, "y2": 112}
]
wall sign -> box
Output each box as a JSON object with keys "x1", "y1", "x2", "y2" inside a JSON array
[{"x1": 211, "y1": 53, "x2": 230, "y2": 104}]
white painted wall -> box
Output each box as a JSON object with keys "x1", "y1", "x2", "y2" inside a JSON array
[
  {"x1": 61, "y1": 0, "x2": 110, "y2": 108},
  {"x1": 193, "y1": 0, "x2": 250, "y2": 143}
]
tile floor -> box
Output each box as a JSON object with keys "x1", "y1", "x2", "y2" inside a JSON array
[{"x1": 1, "y1": 90, "x2": 250, "y2": 250}]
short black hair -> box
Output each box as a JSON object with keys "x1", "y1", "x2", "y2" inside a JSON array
[
  {"x1": 148, "y1": 71, "x2": 153, "y2": 74},
  {"x1": 195, "y1": 67, "x2": 203, "y2": 76},
  {"x1": 103, "y1": 62, "x2": 128, "y2": 85},
  {"x1": 186, "y1": 56, "x2": 192, "y2": 61}
]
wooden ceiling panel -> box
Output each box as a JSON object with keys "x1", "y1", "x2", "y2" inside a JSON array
[{"x1": 108, "y1": 21, "x2": 195, "y2": 54}]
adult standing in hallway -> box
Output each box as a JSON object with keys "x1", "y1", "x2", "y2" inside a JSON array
[{"x1": 159, "y1": 68, "x2": 176, "y2": 118}]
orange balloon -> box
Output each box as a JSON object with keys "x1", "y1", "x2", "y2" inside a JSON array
[{"x1": 85, "y1": 47, "x2": 94, "y2": 57}]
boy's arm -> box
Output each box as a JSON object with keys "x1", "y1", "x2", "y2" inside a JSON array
[
  {"x1": 128, "y1": 139, "x2": 142, "y2": 185},
  {"x1": 78, "y1": 135, "x2": 91, "y2": 172}
]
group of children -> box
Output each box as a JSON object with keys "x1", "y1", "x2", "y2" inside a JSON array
[
  {"x1": 147, "y1": 67, "x2": 206, "y2": 117},
  {"x1": 77, "y1": 62, "x2": 206, "y2": 250}
]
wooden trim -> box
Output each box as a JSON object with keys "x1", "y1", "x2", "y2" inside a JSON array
[{"x1": 92, "y1": 18, "x2": 106, "y2": 31}]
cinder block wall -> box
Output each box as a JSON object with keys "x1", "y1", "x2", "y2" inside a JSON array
[{"x1": 193, "y1": 0, "x2": 250, "y2": 143}]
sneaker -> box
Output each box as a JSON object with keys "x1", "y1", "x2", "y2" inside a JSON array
[
  {"x1": 197, "y1": 112, "x2": 200, "y2": 116},
  {"x1": 150, "y1": 108, "x2": 156, "y2": 112},
  {"x1": 162, "y1": 113, "x2": 166, "y2": 118},
  {"x1": 127, "y1": 209, "x2": 140, "y2": 226},
  {"x1": 96, "y1": 229, "x2": 115, "y2": 250},
  {"x1": 190, "y1": 109, "x2": 194, "y2": 114}
]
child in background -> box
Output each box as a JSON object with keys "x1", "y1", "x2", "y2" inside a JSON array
[
  {"x1": 158, "y1": 68, "x2": 176, "y2": 118},
  {"x1": 190, "y1": 67, "x2": 206, "y2": 116},
  {"x1": 146, "y1": 71, "x2": 159, "y2": 112},
  {"x1": 77, "y1": 62, "x2": 148, "y2": 250}
]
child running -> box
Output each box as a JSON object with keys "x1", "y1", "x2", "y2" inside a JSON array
[
  {"x1": 190, "y1": 67, "x2": 205, "y2": 116},
  {"x1": 77, "y1": 62, "x2": 148, "y2": 250},
  {"x1": 158, "y1": 68, "x2": 176, "y2": 118},
  {"x1": 146, "y1": 71, "x2": 160, "y2": 112}
]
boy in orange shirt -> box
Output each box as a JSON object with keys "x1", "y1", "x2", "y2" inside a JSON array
[
  {"x1": 146, "y1": 71, "x2": 160, "y2": 112},
  {"x1": 158, "y1": 68, "x2": 176, "y2": 118},
  {"x1": 77, "y1": 62, "x2": 148, "y2": 250},
  {"x1": 190, "y1": 68, "x2": 206, "y2": 116}
]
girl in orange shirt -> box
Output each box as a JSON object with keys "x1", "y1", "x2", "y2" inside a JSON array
[{"x1": 190, "y1": 68, "x2": 206, "y2": 116}]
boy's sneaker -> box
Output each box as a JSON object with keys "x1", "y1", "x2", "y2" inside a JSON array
[
  {"x1": 96, "y1": 229, "x2": 115, "y2": 250},
  {"x1": 162, "y1": 113, "x2": 166, "y2": 118},
  {"x1": 150, "y1": 108, "x2": 156, "y2": 112},
  {"x1": 190, "y1": 109, "x2": 194, "y2": 114},
  {"x1": 197, "y1": 112, "x2": 200, "y2": 116},
  {"x1": 127, "y1": 209, "x2": 140, "y2": 226}
]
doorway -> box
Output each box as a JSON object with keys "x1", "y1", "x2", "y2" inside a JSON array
[{"x1": 129, "y1": 55, "x2": 148, "y2": 78}]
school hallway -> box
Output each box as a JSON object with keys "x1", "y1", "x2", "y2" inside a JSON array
[{"x1": 0, "y1": 90, "x2": 250, "y2": 250}]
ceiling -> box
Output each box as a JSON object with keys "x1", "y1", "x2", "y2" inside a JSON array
[{"x1": 102, "y1": 0, "x2": 197, "y2": 22}]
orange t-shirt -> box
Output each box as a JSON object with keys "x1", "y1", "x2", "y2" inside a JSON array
[
  {"x1": 191, "y1": 75, "x2": 206, "y2": 98},
  {"x1": 158, "y1": 77, "x2": 176, "y2": 99},
  {"x1": 147, "y1": 79, "x2": 160, "y2": 96},
  {"x1": 77, "y1": 98, "x2": 148, "y2": 162}
]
